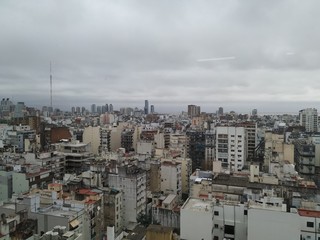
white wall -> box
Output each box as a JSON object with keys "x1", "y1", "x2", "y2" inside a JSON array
[
  {"x1": 181, "y1": 199, "x2": 213, "y2": 240},
  {"x1": 161, "y1": 163, "x2": 181, "y2": 196},
  {"x1": 248, "y1": 208, "x2": 300, "y2": 240},
  {"x1": 137, "y1": 141, "x2": 153, "y2": 155}
]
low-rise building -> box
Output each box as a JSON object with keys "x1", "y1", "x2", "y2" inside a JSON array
[{"x1": 152, "y1": 194, "x2": 180, "y2": 229}]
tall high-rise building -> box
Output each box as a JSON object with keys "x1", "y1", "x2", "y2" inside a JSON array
[
  {"x1": 144, "y1": 100, "x2": 149, "y2": 114},
  {"x1": 186, "y1": 130, "x2": 205, "y2": 171},
  {"x1": 150, "y1": 105, "x2": 154, "y2": 114},
  {"x1": 108, "y1": 165, "x2": 146, "y2": 227},
  {"x1": 187, "y1": 105, "x2": 200, "y2": 117},
  {"x1": 81, "y1": 107, "x2": 86, "y2": 114},
  {"x1": 105, "y1": 104, "x2": 109, "y2": 113},
  {"x1": 218, "y1": 107, "x2": 224, "y2": 116},
  {"x1": 97, "y1": 106, "x2": 102, "y2": 115},
  {"x1": 76, "y1": 106, "x2": 81, "y2": 114},
  {"x1": 252, "y1": 109, "x2": 258, "y2": 116},
  {"x1": 299, "y1": 108, "x2": 318, "y2": 132},
  {"x1": 101, "y1": 105, "x2": 106, "y2": 114},
  {"x1": 91, "y1": 104, "x2": 96, "y2": 114},
  {"x1": 109, "y1": 104, "x2": 113, "y2": 113},
  {"x1": 13, "y1": 102, "x2": 25, "y2": 118},
  {"x1": 0, "y1": 98, "x2": 14, "y2": 116},
  {"x1": 71, "y1": 107, "x2": 75, "y2": 114},
  {"x1": 215, "y1": 126, "x2": 246, "y2": 171}
]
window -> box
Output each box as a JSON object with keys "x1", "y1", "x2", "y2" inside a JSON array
[
  {"x1": 214, "y1": 237, "x2": 219, "y2": 240},
  {"x1": 224, "y1": 225, "x2": 235, "y2": 235},
  {"x1": 214, "y1": 211, "x2": 219, "y2": 216},
  {"x1": 244, "y1": 210, "x2": 247, "y2": 215},
  {"x1": 307, "y1": 221, "x2": 314, "y2": 228},
  {"x1": 214, "y1": 224, "x2": 219, "y2": 228}
]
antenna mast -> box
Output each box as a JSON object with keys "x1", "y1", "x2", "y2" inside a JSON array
[{"x1": 50, "y1": 62, "x2": 53, "y2": 111}]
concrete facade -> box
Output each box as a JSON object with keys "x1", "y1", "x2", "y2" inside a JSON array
[
  {"x1": 216, "y1": 126, "x2": 246, "y2": 171},
  {"x1": 181, "y1": 198, "x2": 213, "y2": 240},
  {"x1": 83, "y1": 126, "x2": 100, "y2": 155},
  {"x1": 108, "y1": 166, "x2": 147, "y2": 228},
  {"x1": 160, "y1": 161, "x2": 182, "y2": 198}
]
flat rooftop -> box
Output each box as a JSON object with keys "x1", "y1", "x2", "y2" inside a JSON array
[
  {"x1": 182, "y1": 198, "x2": 213, "y2": 212},
  {"x1": 299, "y1": 209, "x2": 320, "y2": 218},
  {"x1": 42, "y1": 207, "x2": 83, "y2": 219},
  {"x1": 163, "y1": 194, "x2": 176, "y2": 205}
]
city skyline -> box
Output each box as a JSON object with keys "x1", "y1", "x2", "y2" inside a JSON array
[{"x1": 1, "y1": 1, "x2": 320, "y2": 113}]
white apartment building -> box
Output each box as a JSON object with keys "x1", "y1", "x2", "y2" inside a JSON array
[
  {"x1": 108, "y1": 165, "x2": 147, "y2": 229},
  {"x1": 299, "y1": 108, "x2": 318, "y2": 132},
  {"x1": 161, "y1": 157, "x2": 191, "y2": 197},
  {"x1": 160, "y1": 160, "x2": 182, "y2": 198},
  {"x1": 299, "y1": 209, "x2": 320, "y2": 240},
  {"x1": 248, "y1": 198, "x2": 300, "y2": 240},
  {"x1": 212, "y1": 201, "x2": 248, "y2": 240},
  {"x1": 180, "y1": 198, "x2": 214, "y2": 240},
  {"x1": 216, "y1": 126, "x2": 246, "y2": 171},
  {"x1": 181, "y1": 195, "x2": 320, "y2": 240}
]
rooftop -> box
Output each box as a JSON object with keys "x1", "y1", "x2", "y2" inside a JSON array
[
  {"x1": 162, "y1": 194, "x2": 176, "y2": 205},
  {"x1": 298, "y1": 209, "x2": 320, "y2": 218},
  {"x1": 147, "y1": 224, "x2": 173, "y2": 233},
  {"x1": 76, "y1": 189, "x2": 99, "y2": 196},
  {"x1": 182, "y1": 198, "x2": 213, "y2": 212}
]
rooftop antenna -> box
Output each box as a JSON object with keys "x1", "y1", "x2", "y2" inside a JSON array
[{"x1": 50, "y1": 61, "x2": 52, "y2": 111}]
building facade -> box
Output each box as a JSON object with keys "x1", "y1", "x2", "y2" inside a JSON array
[
  {"x1": 299, "y1": 108, "x2": 318, "y2": 132},
  {"x1": 216, "y1": 126, "x2": 246, "y2": 171}
]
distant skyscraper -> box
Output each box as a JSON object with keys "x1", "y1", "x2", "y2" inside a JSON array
[
  {"x1": 50, "y1": 62, "x2": 53, "y2": 112},
  {"x1": 144, "y1": 100, "x2": 149, "y2": 114},
  {"x1": 218, "y1": 107, "x2": 223, "y2": 115},
  {"x1": 14, "y1": 102, "x2": 25, "y2": 118},
  {"x1": 76, "y1": 106, "x2": 81, "y2": 114},
  {"x1": 0, "y1": 98, "x2": 13, "y2": 116},
  {"x1": 109, "y1": 104, "x2": 113, "y2": 113},
  {"x1": 150, "y1": 105, "x2": 154, "y2": 114},
  {"x1": 252, "y1": 109, "x2": 258, "y2": 116},
  {"x1": 97, "y1": 106, "x2": 102, "y2": 115},
  {"x1": 299, "y1": 108, "x2": 318, "y2": 132},
  {"x1": 42, "y1": 106, "x2": 48, "y2": 112},
  {"x1": 187, "y1": 104, "x2": 200, "y2": 117},
  {"x1": 91, "y1": 104, "x2": 96, "y2": 113},
  {"x1": 105, "y1": 104, "x2": 109, "y2": 113},
  {"x1": 71, "y1": 107, "x2": 75, "y2": 114},
  {"x1": 81, "y1": 107, "x2": 86, "y2": 114},
  {"x1": 101, "y1": 105, "x2": 106, "y2": 113}
]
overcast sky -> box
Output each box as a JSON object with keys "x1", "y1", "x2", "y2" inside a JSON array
[{"x1": 1, "y1": 0, "x2": 320, "y2": 114}]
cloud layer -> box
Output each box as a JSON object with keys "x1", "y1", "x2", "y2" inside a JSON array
[{"x1": 1, "y1": 0, "x2": 320, "y2": 113}]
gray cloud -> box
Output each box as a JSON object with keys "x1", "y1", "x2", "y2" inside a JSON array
[{"x1": 1, "y1": 0, "x2": 320, "y2": 113}]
